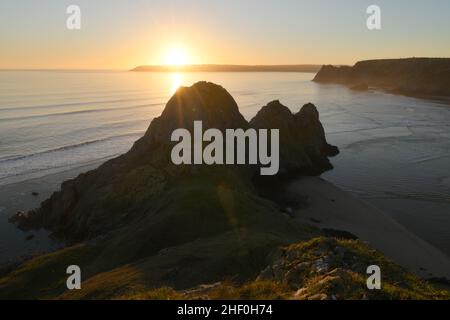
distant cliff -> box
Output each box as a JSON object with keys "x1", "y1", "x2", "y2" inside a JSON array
[
  {"x1": 132, "y1": 64, "x2": 321, "y2": 73},
  {"x1": 313, "y1": 58, "x2": 450, "y2": 98}
]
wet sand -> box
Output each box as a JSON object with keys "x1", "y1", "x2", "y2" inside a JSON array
[{"x1": 290, "y1": 176, "x2": 450, "y2": 279}]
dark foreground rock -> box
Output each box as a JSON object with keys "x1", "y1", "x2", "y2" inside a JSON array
[
  {"x1": 254, "y1": 237, "x2": 450, "y2": 300},
  {"x1": 58, "y1": 237, "x2": 449, "y2": 300},
  {"x1": 313, "y1": 58, "x2": 450, "y2": 98}
]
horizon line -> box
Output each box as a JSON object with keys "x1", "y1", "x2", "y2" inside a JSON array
[
  {"x1": 131, "y1": 64, "x2": 326, "y2": 73},
  {"x1": 0, "y1": 64, "x2": 328, "y2": 72},
  {"x1": 4, "y1": 57, "x2": 448, "y2": 72}
]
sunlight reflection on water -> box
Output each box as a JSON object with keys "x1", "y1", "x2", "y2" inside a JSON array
[{"x1": 171, "y1": 73, "x2": 182, "y2": 94}]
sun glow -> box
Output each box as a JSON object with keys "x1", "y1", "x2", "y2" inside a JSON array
[
  {"x1": 164, "y1": 47, "x2": 189, "y2": 66},
  {"x1": 171, "y1": 73, "x2": 182, "y2": 94}
]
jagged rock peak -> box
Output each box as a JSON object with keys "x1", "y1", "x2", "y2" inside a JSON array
[
  {"x1": 250, "y1": 100, "x2": 338, "y2": 175},
  {"x1": 133, "y1": 81, "x2": 248, "y2": 152},
  {"x1": 9, "y1": 82, "x2": 339, "y2": 241}
]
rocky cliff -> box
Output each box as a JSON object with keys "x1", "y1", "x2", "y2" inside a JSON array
[
  {"x1": 10, "y1": 82, "x2": 338, "y2": 244},
  {"x1": 313, "y1": 58, "x2": 450, "y2": 98},
  {"x1": 1, "y1": 82, "x2": 342, "y2": 298}
]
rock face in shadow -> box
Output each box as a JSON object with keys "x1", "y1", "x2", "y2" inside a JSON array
[
  {"x1": 10, "y1": 82, "x2": 338, "y2": 243},
  {"x1": 250, "y1": 101, "x2": 338, "y2": 175},
  {"x1": 132, "y1": 82, "x2": 249, "y2": 155},
  {"x1": 5, "y1": 82, "x2": 339, "y2": 296},
  {"x1": 313, "y1": 58, "x2": 450, "y2": 98}
]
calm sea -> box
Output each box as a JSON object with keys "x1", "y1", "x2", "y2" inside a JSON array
[{"x1": 0, "y1": 71, "x2": 449, "y2": 261}]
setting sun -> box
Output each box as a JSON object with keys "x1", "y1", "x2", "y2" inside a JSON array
[{"x1": 164, "y1": 47, "x2": 189, "y2": 66}]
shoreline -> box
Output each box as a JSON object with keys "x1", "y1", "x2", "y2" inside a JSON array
[
  {"x1": 0, "y1": 161, "x2": 106, "y2": 265},
  {"x1": 315, "y1": 81, "x2": 450, "y2": 106},
  {"x1": 1, "y1": 162, "x2": 449, "y2": 280}
]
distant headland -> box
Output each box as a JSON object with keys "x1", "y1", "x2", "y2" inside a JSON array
[
  {"x1": 313, "y1": 58, "x2": 450, "y2": 99},
  {"x1": 131, "y1": 64, "x2": 321, "y2": 73}
]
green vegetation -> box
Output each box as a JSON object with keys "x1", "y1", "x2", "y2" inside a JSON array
[
  {"x1": 258, "y1": 237, "x2": 450, "y2": 300},
  {"x1": 0, "y1": 244, "x2": 100, "y2": 299},
  {"x1": 115, "y1": 238, "x2": 450, "y2": 300},
  {"x1": 123, "y1": 281, "x2": 290, "y2": 300},
  {"x1": 4, "y1": 236, "x2": 447, "y2": 300}
]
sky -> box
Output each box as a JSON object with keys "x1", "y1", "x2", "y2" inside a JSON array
[{"x1": 1, "y1": 0, "x2": 450, "y2": 69}]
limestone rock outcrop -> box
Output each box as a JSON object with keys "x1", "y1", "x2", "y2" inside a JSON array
[{"x1": 10, "y1": 82, "x2": 338, "y2": 244}]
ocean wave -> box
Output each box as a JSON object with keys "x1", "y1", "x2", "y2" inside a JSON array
[
  {"x1": 0, "y1": 88, "x2": 153, "y2": 101},
  {"x1": 0, "y1": 102, "x2": 163, "y2": 122},
  {"x1": 0, "y1": 96, "x2": 165, "y2": 112},
  {"x1": 0, "y1": 153, "x2": 122, "y2": 185},
  {"x1": 0, "y1": 132, "x2": 144, "y2": 164}
]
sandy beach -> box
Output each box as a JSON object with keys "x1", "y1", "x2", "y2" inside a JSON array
[{"x1": 290, "y1": 176, "x2": 450, "y2": 279}]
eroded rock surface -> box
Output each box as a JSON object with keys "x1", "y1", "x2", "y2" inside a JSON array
[{"x1": 10, "y1": 82, "x2": 338, "y2": 246}]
